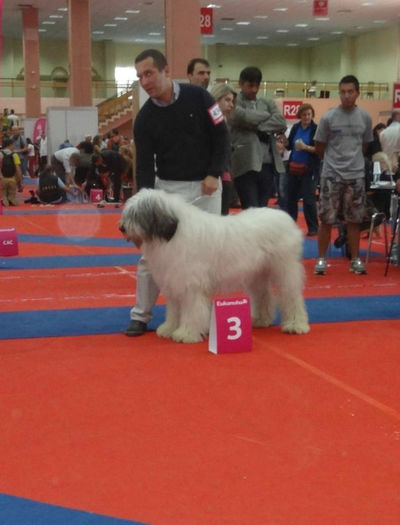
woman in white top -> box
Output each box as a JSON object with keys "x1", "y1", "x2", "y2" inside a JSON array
[{"x1": 26, "y1": 138, "x2": 36, "y2": 178}]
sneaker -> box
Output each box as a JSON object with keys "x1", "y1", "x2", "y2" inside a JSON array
[
  {"x1": 350, "y1": 257, "x2": 367, "y2": 275},
  {"x1": 314, "y1": 257, "x2": 327, "y2": 275},
  {"x1": 125, "y1": 320, "x2": 147, "y2": 336}
]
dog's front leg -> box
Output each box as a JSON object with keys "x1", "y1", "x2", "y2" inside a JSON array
[
  {"x1": 171, "y1": 293, "x2": 211, "y2": 344},
  {"x1": 156, "y1": 301, "x2": 180, "y2": 339}
]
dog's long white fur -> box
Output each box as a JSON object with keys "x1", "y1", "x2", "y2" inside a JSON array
[{"x1": 120, "y1": 189, "x2": 310, "y2": 343}]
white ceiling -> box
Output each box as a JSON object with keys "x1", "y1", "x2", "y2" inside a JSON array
[{"x1": 2, "y1": 0, "x2": 400, "y2": 48}]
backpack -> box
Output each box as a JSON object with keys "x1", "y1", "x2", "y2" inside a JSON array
[{"x1": 1, "y1": 151, "x2": 16, "y2": 178}]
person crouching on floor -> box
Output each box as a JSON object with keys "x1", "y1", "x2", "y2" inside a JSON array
[{"x1": 34, "y1": 166, "x2": 75, "y2": 204}]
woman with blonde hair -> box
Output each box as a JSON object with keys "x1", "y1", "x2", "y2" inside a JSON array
[{"x1": 210, "y1": 83, "x2": 236, "y2": 214}]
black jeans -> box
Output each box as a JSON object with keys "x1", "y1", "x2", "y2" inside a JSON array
[
  {"x1": 234, "y1": 163, "x2": 275, "y2": 209},
  {"x1": 287, "y1": 169, "x2": 318, "y2": 233}
]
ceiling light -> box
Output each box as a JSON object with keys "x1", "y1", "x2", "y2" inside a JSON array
[
  {"x1": 276, "y1": 29, "x2": 289, "y2": 33},
  {"x1": 273, "y1": 8, "x2": 288, "y2": 12},
  {"x1": 49, "y1": 15, "x2": 63, "y2": 19},
  {"x1": 236, "y1": 21, "x2": 251, "y2": 25},
  {"x1": 256, "y1": 36, "x2": 268, "y2": 39},
  {"x1": 104, "y1": 23, "x2": 117, "y2": 27},
  {"x1": 148, "y1": 32, "x2": 161, "y2": 35},
  {"x1": 254, "y1": 15, "x2": 268, "y2": 19},
  {"x1": 92, "y1": 31, "x2": 105, "y2": 34},
  {"x1": 295, "y1": 23, "x2": 308, "y2": 27},
  {"x1": 361, "y1": 2, "x2": 374, "y2": 5},
  {"x1": 42, "y1": 21, "x2": 56, "y2": 25},
  {"x1": 38, "y1": 28, "x2": 47, "y2": 32},
  {"x1": 126, "y1": 10, "x2": 140, "y2": 14},
  {"x1": 221, "y1": 27, "x2": 233, "y2": 31},
  {"x1": 331, "y1": 31, "x2": 344, "y2": 34},
  {"x1": 57, "y1": 7, "x2": 68, "y2": 11},
  {"x1": 114, "y1": 17, "x2": 128, "y2": 21},
  {"x1": 238, "y1": 42, "x2": 249, "y2": 45},
  {"x1": 315, "y1": 17, "x2": 330, "y2": 21},
  {"x1": 373, "y1": 20, "x2": 386, "y2": 24},
  {"x1": 307, "y1": 37, "x2": 320, "y2": 40},
  {"x1": 287, "y1": 43, "x2": 299, "y2": 46},
  {"x1": 207, "y1": 3, "x2": 221, "y2": 7}
]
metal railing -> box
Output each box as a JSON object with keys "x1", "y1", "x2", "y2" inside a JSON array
[
  {"x1": 0, "y1": 78, "x2": 390, "y2": 100},
  {"x1": 0, "y1": 78, "x2": 133, "y2": 100},
  {"x1": 215, "y1": 80, "x2": 390, "y2": 100}
]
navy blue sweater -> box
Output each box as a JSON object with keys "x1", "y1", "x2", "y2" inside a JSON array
[{"x1": 134, "y1": 83, "x2": 229, "y2": 189}]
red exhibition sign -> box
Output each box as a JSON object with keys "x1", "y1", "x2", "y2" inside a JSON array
[
  {"x1": 282, "y1": 100, "x2": 302, "y2": 120},
  {"x1": 393, "y1": 83, "x2": 400, "y2": 108},
  {"x1": 313, "y1": 0, "x2": 328, "y2": 16},
  {"x1": 200, "y1": 7, "x2": 213, "y2": 34}
]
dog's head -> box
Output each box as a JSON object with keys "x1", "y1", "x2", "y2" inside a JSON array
[{"x1": 119, "y1": 189, "x2": 179, "y2": 247}]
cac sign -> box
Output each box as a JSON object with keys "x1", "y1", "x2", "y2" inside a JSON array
[
  {"x1": 282, "y1": 100, "x2": 302, "y2": 120},
  {"x1": 393, "y1": 83, "x2": 400, "y2": 108},
  {"x1": 200, "y1": 7, "x2": 213, "y2": 34}
]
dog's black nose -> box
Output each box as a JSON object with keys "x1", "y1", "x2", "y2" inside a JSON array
[{"x1": 119, "y1": 225, "x2": 126, "y2": 233}]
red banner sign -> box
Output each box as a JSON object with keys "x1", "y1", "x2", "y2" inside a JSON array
[
  {"x1": 282, "y1": 101, "x2": 302, "y2": 120},
  {"x1": 200, "y1": 7, "x2": 213, "y2": 34},
  {"x1": 313, "y1": 0, "x2": 328, "y2": 16},
  {"x1": 393, "y1": 83, "x2": 400, "y2": 108}
]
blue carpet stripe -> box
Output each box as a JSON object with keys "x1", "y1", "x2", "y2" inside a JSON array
[
  {"x1": 18, "y1": 234, "x2": 131, "y2": 248},
  {"x1": 0, "y1": 253, "x2": 141, "y2": 270},
  {"x1": 1, "y1": 240, "x2": 376, "y2": 270},
  {"x1": 0, "y1": 493, "x2": 147, "y2": 525},
  {"x1": 1, "y1": 296, "x2": 399, "y2": 340}
]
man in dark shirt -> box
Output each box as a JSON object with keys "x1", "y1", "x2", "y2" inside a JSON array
[
  {"x1": 125, "y1": 48, "x2": 229, "y2": 336},
  {"x1": 93, "y1": 149, "x2": 126, "y2": 202}
]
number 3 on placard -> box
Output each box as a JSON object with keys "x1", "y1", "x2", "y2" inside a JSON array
[{"x1": 227, "y1": 316, "x2": 242, "y2": 340}]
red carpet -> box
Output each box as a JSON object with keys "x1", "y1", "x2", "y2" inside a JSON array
[{"x1": 0, "y1": 191, "x2": 399, "y2": 524}]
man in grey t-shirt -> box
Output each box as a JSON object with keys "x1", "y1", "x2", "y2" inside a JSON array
[{"x1": 314, "y1": 75, "x2": 373, "y2": 275}]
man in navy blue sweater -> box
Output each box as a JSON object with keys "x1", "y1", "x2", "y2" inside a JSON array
[{"x1": 125, "y1": 49, "x2": 229, "y2": 336}]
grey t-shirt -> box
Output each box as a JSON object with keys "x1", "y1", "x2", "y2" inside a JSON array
[{"x1": 315, "y1": 105, "x2": 373, "y2": 180}]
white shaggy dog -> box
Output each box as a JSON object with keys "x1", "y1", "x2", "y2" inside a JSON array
[{"x1": 120, "y1": 189, "x2": 310, "y2": 343}]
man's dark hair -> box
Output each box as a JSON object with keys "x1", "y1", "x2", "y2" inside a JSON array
[
  {"x1": 2, "y1": 138, "x2": 14, "y2": 148},
  {"x1": 135, "y1": 49, "x2": 167, "y2": 70},
  {"x1": 239, "y1": 66, "x2": 262, "y2": 84},
  {"x1": 187, "y1": 58, "x2": 210, "y2": 75},
  {"x1": 339, "y1": 75, "x2": 360, "y2": 92}
]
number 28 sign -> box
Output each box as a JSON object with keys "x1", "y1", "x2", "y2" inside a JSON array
[
  {"x1": 283, "y1": 100, "x2": 302, "y2": 120},
  {"x1": 209, "y1": 297, "x2": 252, "y2": 354},
  {"x1": 200, "y1": 7, "x2": 213, "y2": 34}
]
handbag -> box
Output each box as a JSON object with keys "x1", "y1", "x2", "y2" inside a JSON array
[{"x1": 289, "y1": 161, "x2": 308, "y2": 176}]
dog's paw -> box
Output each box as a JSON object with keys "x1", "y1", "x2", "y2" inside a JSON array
[
  {"x1": 281, "y1": 321, "x2": 310, "y2": 335},
  {"x1": 252, "y1": 317, "x2": 274, "y2": 328},
  {"x1": 171, "y1": 327, "x2": 204, "y2": 344},
  {"x1": 156, "y1": 322, "x2": 176, "y2": 339}
]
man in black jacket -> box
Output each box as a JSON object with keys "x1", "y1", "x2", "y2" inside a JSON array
[
  {"x1": 93, "y1": 150, "x2": 126, "y2": 203},
  {"x1": 125, "y1": 48, "x2": 229, "y2": 336}
]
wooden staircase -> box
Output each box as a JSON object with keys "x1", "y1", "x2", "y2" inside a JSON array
[{"x1": 97, "y1": 89, "x2": 137, "y2": 135}]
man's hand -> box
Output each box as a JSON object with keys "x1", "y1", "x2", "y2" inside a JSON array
[{"x1": 202, "y1": 175, "x2": 219, "y2": 195}]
